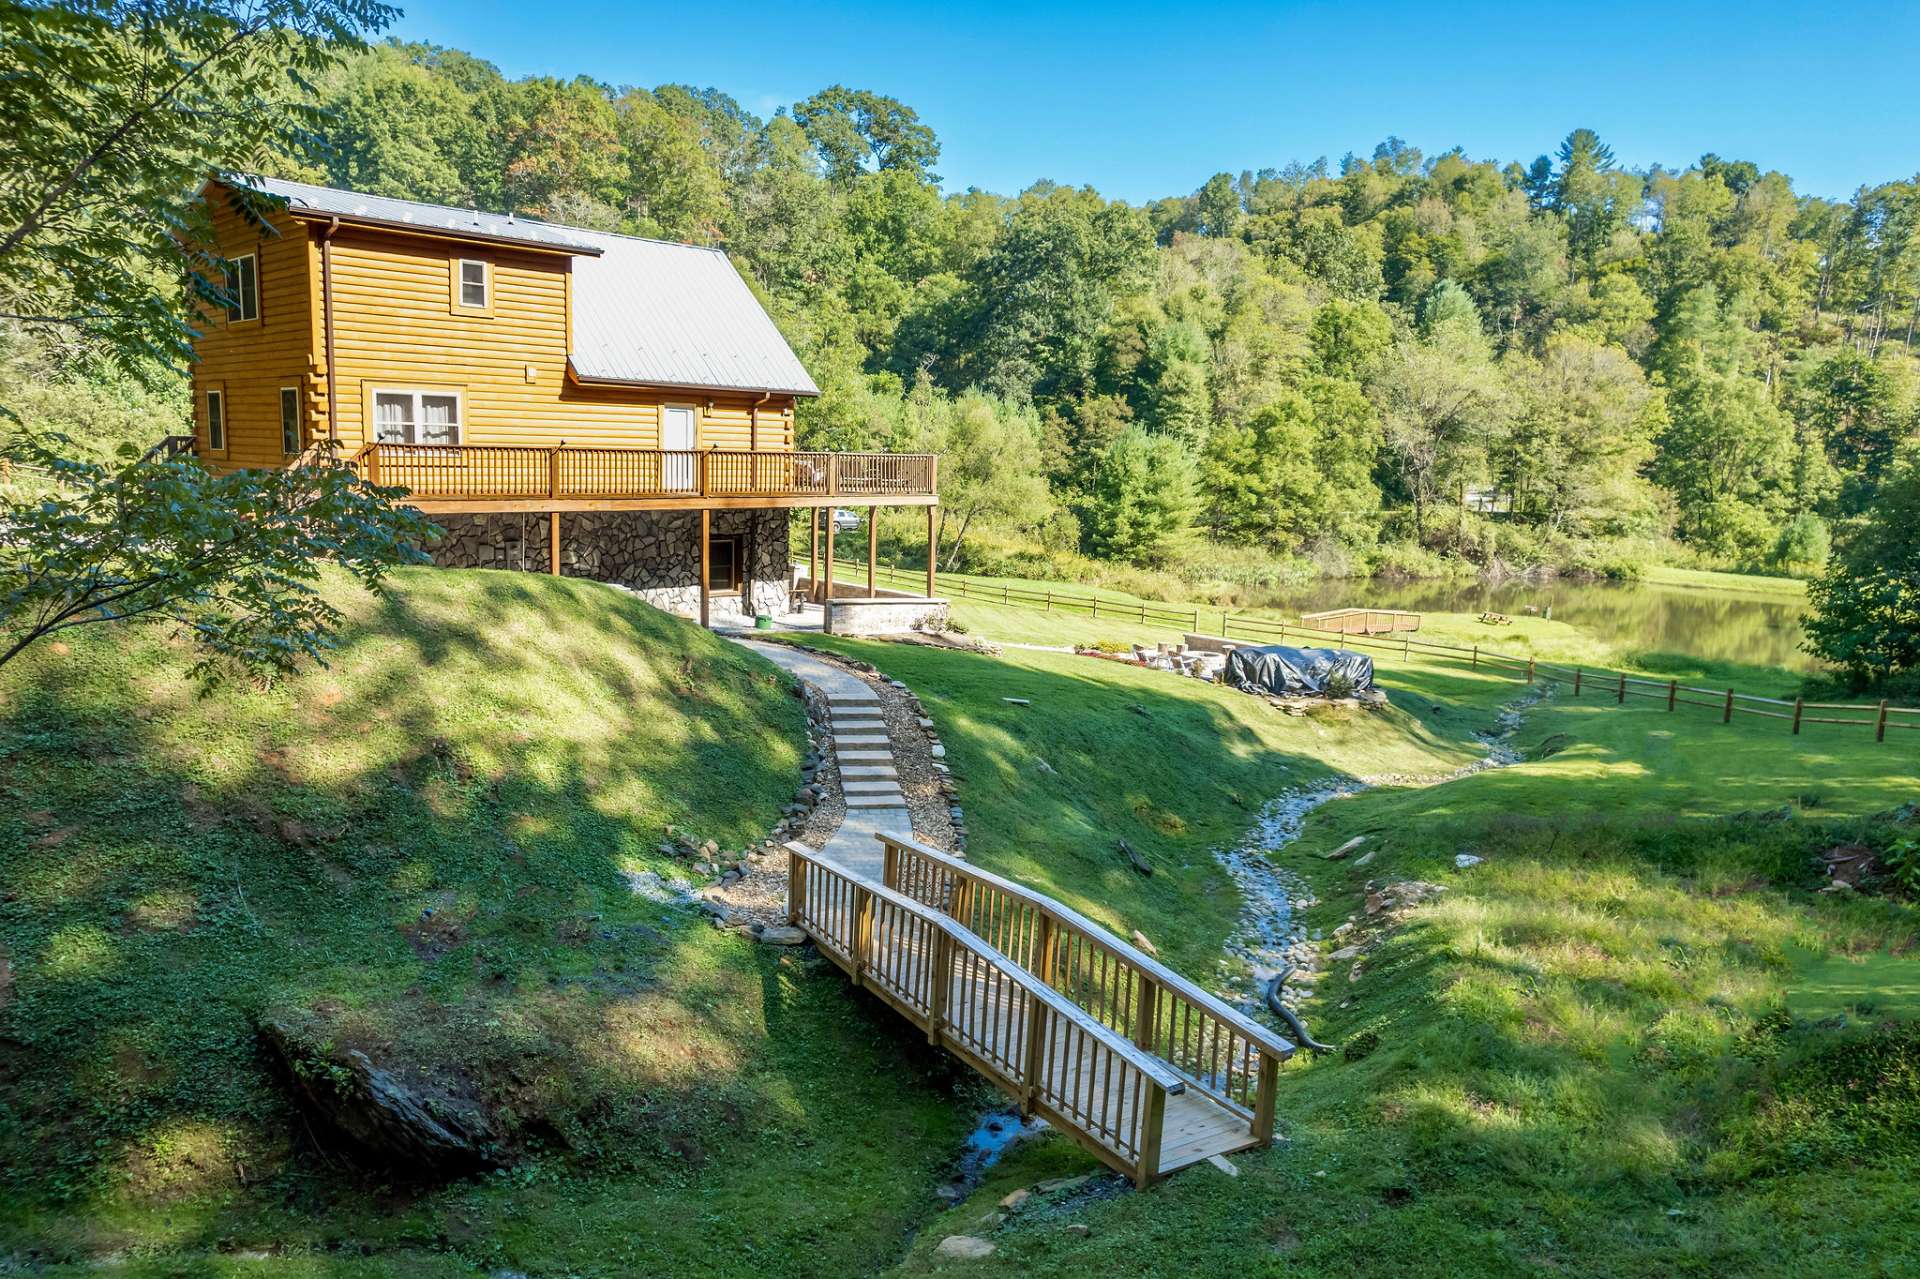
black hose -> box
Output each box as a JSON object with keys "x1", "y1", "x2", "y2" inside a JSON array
[{"x1": 1265, "y1": 969, "x2": 1336, "y2": 1054}]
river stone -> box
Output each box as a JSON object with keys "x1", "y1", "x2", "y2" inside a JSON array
[
  {"x1": 758, "y1": 925, "x2": 806, "y2": 945},
  {"x1": 935, "y1": 1236, "x2": 996, "y2": 1260},
  {"x1": 999, "y1": 1188, "x2": 1031, "y2": 1209}
]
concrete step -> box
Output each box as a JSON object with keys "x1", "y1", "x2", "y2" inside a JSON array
[
  {"x1": 843, "y1": 779, "x2": 904, "y2": 795},
  {"x1": 846, "y1": 792, "x2": 912, "y2": 809},
  {"x1": 837, "y1": 750, "x2": 893, "y2": 764},
  {"x1": 840, "y1": 765, "x2": 899, "y2": 779},
  {"x1": 825, "y1": 690, "x2": 881, "y2": 704},
  {"x1": 831, "y1": 716, "x2": 887, "y2": 732},
  {"x1": 832, "y1": 734, "x2": 891, "y2": 749}
]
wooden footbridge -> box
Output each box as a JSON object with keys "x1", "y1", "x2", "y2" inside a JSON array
[{"x1": 785, "y1": 833, "x2": 1293, "y2": 1186}]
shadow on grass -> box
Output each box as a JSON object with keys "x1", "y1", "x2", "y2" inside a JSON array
[{"x1": 0, "y1": 568, "x2": 973, "y2": 1273}]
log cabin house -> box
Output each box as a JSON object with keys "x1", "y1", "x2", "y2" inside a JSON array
[{"x1": 187, "y1": 176, "x2": 939, "y2": 627}]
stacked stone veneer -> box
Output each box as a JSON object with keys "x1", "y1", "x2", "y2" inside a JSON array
[{"x1": 428, "y1": 509, "x2": 790, "y2": 621}]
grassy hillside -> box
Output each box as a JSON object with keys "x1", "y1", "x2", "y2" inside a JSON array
[
  {"x1": 784, "y1": 635, "x2": 1920, "y2": 1278},
  {"x1": 0, "y1": 569, "x2": 974, "y2": 1275}
]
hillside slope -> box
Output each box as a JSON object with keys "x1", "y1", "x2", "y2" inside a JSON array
[{"x1": 0, "y1": 569, "x2": 971, "y2": 1275}]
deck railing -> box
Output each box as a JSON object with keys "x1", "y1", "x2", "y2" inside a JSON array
[
  {"x1": 351, "y1": 442, "x2": 935, "y2": 503},
  {"x1": 877, "y1": 833, "x2": 1291, "y2": 1140},
  {"x1": 787, "y1": 841, "x2": 1185, "y2": 1185}
]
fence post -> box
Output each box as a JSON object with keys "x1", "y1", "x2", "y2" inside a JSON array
[
  {"x1": 1090, "y1": 596, "x2": 1097, "y2": 619},
  {"x1": 1139, "y1": 602, "x2": 1146, "y2": 623},
  {"x1": 786, "y1": 853, "x2": 805, "y2": 927},
  {"x1": 1135, "y1": 1084, "x2": 1167, "y2": 1191},
  {"x1": 1667, "y1": 679, "x2": 1677, "y2": 712},
  {"x1": 1878, "y1": 700, "x2": 1890, "y2": 743},
  {"x1": 1791, "y1": 696, "x2": 1804, "y2": 735},
  {"x1": 1045, "y1": 589, "x2": 1052, "y2": 612},
  {"x1": 1618, "y1": 672, "x2": 1626, "y2": 704},
  {"x1": 1471, "y1": 646, "x2": 1478, "y2": 669},
  {"x1": 1404, "y1": 634, "x2": 1411, "y2": 661},
  {"x1": 1573, "y1": 668, "x2": 1582, "y2": 697},
  {"x1": 1527, "y1": 657, "x2": 1536, "y2": 685},
  {"x1": 1723, "y1": 689, "x2": 1734, "y2": 724},
  {"x1": 1221, "y1": 610, "x2": 1228, "y2": 636}
]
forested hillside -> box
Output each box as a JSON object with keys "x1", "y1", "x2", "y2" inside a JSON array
[{"x1": 13, "y1": 40, "x2": 1920, "y2": 586}]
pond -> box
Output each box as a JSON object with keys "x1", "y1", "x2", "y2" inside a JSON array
[{"x1": 1257, "y1": 576, "x2": 1817, "y2": 672}]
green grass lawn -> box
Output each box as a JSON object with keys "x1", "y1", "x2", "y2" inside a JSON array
[
  {"x1": 782, "y1": 629, "x2": 1920, "y2": 1279},
  {"x1": 0, "y1": 569, "x2": 977, "y2": 1276}
]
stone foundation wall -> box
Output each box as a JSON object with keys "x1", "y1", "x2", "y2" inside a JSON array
[
  {"x1": 429, "y1": 509, "x2": 790, "y2": 622},
  {"x1": 823, "y1": 596, "x2": 950, "y2": 636}
]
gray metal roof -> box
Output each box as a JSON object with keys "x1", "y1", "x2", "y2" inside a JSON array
[
  {"x1": 236, "y1": 175, "x2": 605, "y2": 254},
  {"x1": 566, "y1": 229, "x2": 819, "y2": 397},
  {"x1": 230, "y1": 177, "x2": 818, "y2": 397}
]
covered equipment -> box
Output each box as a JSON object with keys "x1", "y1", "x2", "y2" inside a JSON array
[{"x1": 1223, "y1": 644, "x2": 1374, "y2": 696}]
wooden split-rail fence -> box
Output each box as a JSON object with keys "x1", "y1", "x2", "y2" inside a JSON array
[
  {"x1": 785, "y1": 833, "x2": 1292, "y2": 1187},
  {"x1": 1212, "y1": 613, "x2": 1919, "y2": 744},
  {"x1": 809, "y1": 558, "x2": 1917, "y2": 746}
]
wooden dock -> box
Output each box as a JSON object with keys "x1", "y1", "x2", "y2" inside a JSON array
[{"x1": 786, "y1": 833, "x2": 1292, "y2": 1186}]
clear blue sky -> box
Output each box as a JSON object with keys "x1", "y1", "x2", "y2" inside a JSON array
[{"x1": 385, "y1": 0, "x2": 1920, "y2": 202}]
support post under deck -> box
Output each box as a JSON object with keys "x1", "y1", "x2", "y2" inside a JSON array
[{"x1": 698, "y1": 507, "x2": 711, "y2": 629}]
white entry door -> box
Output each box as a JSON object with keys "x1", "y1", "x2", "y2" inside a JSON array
[{"x1": 662, "y1": 405, "x2": 696, "y2": 491}]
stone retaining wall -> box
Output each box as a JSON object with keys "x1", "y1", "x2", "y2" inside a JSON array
[{"x1": 429, "y1": 509, "x2": 789, "y2": 621}]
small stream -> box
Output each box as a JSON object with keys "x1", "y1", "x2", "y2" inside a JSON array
[{"x1": 1213, "y1": 684, "x2": 1552, "y2": 1012}]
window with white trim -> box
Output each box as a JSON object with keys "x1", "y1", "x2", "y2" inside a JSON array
[
  {"x1": 223, "y1": 254, "x2": 258, "y2": 322},
  {"x1": 457, "y1": 259, "x2": 488, "y2": 308},
  {"x1": 205, "y1": 389, "x2": 225, "y2": 450},
  {"x1": 280, "y1": 387, "x2": 301, "y2": 454},
  {"x1": 373, "y1": 389, "x2": 460, "y2": 445}
]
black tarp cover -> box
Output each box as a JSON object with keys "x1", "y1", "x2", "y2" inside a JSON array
[{"x1": 1223, "y1": 644, "x2": 1374, "y2": 695}]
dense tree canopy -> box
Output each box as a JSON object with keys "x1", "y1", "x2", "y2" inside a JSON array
[{"x1": 9, "y1": 33, "x2": 1920, "y2": 586}]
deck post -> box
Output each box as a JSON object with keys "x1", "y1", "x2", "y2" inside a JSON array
[
  {"x1": 1135, "y1": 1084, "x2": 1167, "y2": 1189},
  {"x1": 549, "y1": 511, "x2": 560, "y2": 575},
  {"x1": 867, "y1": 505, "x2": 878, "y2": 597},
  {"x1": 698, "y1": 507, "x2": 711, "y2": 629},
  {"x1": 808, "y1": 509, "x2": 819, "y2": 602},
  {"x1": 1253, "y1": 1050, "x2": 1280, "y2": 1144},
  {"x1": 925, "y1": 505, "x2": 937, "y2": 599},
  {"x1": 824, "y1": 509, "x2": 836, "y2": 617}
]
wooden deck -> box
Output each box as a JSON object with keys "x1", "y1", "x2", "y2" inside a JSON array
[
  {"x1": 787, "y1": 834, "x2": 1292, "y2": 1186},
  {"x1": 350, "y1": 442, "x2": 937, "y2": 513}
]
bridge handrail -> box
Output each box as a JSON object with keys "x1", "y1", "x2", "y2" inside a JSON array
[
  {"x1": 880, "y1": 833, "x2": 1293, "y2": 1059},
  {"x1": 786, "y1": 841, "x2": 1185, "y2": 1093}
]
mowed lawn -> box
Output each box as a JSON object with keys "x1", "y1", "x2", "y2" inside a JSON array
[
  {"x1": 0, "y1": 569, "x2": 978, "y2": 1277},
  {"x1": 790, "y1": 622, "x2": 1920, "y2": 1279}
]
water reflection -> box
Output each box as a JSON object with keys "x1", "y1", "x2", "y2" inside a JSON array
[{"x1": 1256, "y1": 578, "x2": 1814, "y2": 671}]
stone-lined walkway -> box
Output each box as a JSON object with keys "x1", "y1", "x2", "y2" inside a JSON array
[{"x1": 731, "y1": 640, "x2": 913, "y2": 884}]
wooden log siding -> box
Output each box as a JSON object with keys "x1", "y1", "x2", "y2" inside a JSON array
[
  {"x1": 189, "y1": 201, "x2": 316, "y2": 467},
  {"x1": 788, "y1": 842, "x2": 1194, "y2": 1186}
]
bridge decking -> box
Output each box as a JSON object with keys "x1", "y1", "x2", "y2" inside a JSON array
[{"x1": 786, "y1": 833, "x2": 1291, "y2": 1186}]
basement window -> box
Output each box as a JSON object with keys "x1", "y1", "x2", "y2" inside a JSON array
[
  {"x1": 223, "y1": 254, "x2": 257, "y2": 323},
  {"x1": 707, "y1": 534, "x2": 743, "y2": 594},
  {"x1": 373, "y1": 389, "x2": 461, "y2": 446}
]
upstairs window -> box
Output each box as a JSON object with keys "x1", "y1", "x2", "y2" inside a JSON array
[
  {"x1": 223, "y1": 254, "x2": 258, "y2": 323},
  {"x1": 373, "y1": 389, "x2": 460, "y2": 446},
  {"x1": 280, "y1": 387, "x2": 301, "y2": 454},
  {"x1": 205, "y1": 389, "x2": 225, "y2": 451},
  {"x1": 456, "y1": 257, "x2": 487, "y2": 307}
]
